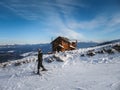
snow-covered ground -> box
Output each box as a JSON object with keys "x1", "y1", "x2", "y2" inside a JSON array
[{"x1": 0, "y1": 42, "x2": 120, "y2": 90}]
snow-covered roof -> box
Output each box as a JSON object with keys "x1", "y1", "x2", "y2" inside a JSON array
[{"x1": 51, "y1": 36, "x2": 70, "y2": 43}]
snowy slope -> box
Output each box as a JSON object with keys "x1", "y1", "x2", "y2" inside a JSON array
[{"x1": 0, "y1": 42, "x2": 120, "y2": 90}]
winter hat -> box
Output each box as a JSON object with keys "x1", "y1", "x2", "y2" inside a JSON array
[{"x1": 38, "y1": 49, "x2": 42, "y2": 52}]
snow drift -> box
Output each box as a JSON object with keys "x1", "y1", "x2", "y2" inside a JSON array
[{"x1": 0, "y1": 42, "x2": 120, "y2": 90}]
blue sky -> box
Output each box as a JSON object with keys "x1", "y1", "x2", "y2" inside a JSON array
[{"x1": 0, "y1": 0, "x2": 120, "y2": 44}]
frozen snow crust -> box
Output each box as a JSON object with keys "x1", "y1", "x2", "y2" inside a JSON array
[{"x1": 0, "y1": 42, "x2": 120, "y2": 90}]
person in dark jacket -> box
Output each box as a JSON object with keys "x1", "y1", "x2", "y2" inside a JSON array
[{"x1": 37, "y1": 49, "x2": 47, "y2": 74}]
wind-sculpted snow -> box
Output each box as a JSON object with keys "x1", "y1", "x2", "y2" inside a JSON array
[
  {"x1": 45, "y1": 42, "x2": 120, "y2": 64},
  {"x1": 0, "y1": 42, "x2": 120, "y2": 90}
]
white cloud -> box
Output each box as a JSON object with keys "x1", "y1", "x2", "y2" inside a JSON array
[
  {"x1": 107, "y1": 14, "x2": 120, "y2": 27},
  {"x1": 66, "y1": 13, "x2": 120, "y2": 34},
  {"x1": 43, "y1": 13, "x2": 85, "y2": 40},
  {"x1": 1, "y1": 0, "x2": 119, "y2": 42},
  {"x1": 1, "y1": 0, "x2": 85, "y2": 41},
  {"x1": 0, "y1": 0, "x2": 55, "y2": 20},
  {"x1": 66, "y1": 16, "x2": 107, "y2": 30},
  {"x1": 55, "y1": 0, "x2": 86, "y2": 15},
  {"x1": 0, "y1": 0, "x2": 86, "y2": 21},
  {"x1": 60, "y1": 29, "x2": 84, "y2": 39}
]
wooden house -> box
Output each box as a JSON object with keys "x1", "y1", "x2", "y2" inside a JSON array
[{"x1": 51, "y1": 36, "x2": 77, "y2": 52}]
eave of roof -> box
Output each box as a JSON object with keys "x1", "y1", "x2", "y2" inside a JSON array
[{"x1": 51, "y1": 36, "x2": 70, "y2": 44}]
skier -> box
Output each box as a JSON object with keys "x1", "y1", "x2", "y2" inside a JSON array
[{"x1": 37, "y1": 49, "x2": 47, "y2": 74}]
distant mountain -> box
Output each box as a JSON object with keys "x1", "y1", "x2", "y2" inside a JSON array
[
  {"x1": 0, "y1": 44, "x2": 51, "y2": 63},
  {"x1": 77, "y1": 42, "x2": 98, "y2": 48},
  {"x1": 97, "y1": 39, "x2": 120, "y2": 46}
]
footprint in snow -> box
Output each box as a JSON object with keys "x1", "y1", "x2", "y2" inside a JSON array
[
  {"x1": 111, "y1": 81, "x2": 120, "y2": 90},
  {"x1": 75, "y1": 87, "x2": 85, "y2": 90}
]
